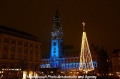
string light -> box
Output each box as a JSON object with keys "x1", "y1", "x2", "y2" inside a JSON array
[{"x1": 79, "y1": 23, "x2": 94, "y2": 73}]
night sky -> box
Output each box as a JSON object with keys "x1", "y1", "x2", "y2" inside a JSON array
[{"x1": 0, "y1": 0, "x2": 120, "y2": 56}]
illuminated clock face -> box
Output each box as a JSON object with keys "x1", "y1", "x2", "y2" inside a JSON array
[{"x1": 52, "y1": 32, "x2": 63, "y2": 39}]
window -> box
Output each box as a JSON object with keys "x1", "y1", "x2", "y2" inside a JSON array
[
  {"x1": 11, "y1": 55, "x2": 14, "y2": 59},
  {"x1": 4, "y1": 46, "x2": 7, "y2": 50},
  {"x1": 35, "y1": 50, "x2": 38, "y2": 54},
  {"x1": 18, "y1": 41, "x2": 22, "y2": 45},
  {"x1": 24, "y1": 56, "x2": 26, "y2": 60},
  {"x1": 35, "y1": 57, "x2": 38, "y2": 61},
  {"x1": 18, "y1": 48, "x2": 22, "y2": 52},
  {"x1": 71, "y1": 58, "x2": 73, "y2": 61},
  {"x1": 30, "y1": 50, "x2": 33, "y2": 54},
  {"x1": 11, "y1": 39, "x2": 16, "y2": 44},
  {"x1": 36, "y1": 45, "x2": 38, "y2": 48},
  {"x1": 3, "y1": 54, "x2": 7, "y2": 59},
  {"x1": 53, "y1": 42, "x2": 56, "y2": 46},
  {"x1": 4, "y1": 38, "x2": 7, "y2": 42},
  {"x1": 2, "y1": 63, "x2": 6, "y2": 68},
  {"x1": 10, "y1": 64, "x2": 13, "y2": 68},
  {"x1": 30, "y1": 44, "x2": 33, "y2": 47},
  {"x1": 4, "y1": 38, "x2": 9, "y2": 42},
  {"x1": 24, "y1": 42, "x2": 28, "y2": 46},
  {"x1": 54, "y1": 47, "x2": 56, "y2": 50},
  {"x1": 54, "y1": 51, "x2": 56, "y2": 53},
  {"x1": 65, "y1": 59, "x2": 67, "y2": 61},
  {"x1": 12, "y1": 47, "x2": 15, "y2": 51},
  {"x1": 24, "y1": 49, "x2": 27, "y2": 53},
  {"x1": 30, "y1": 57, "x2": 32, "y2": 60},
  {"x1": 18, "y1": 56, "x2": 21, "y2": 60},
  {"x1": 60, "y1": 42, "x2": 63, "y2": 46},
  {"x1": 62, "y1": 59, "x2": 63, "y2": 62},
  {"x1": 68, "y1": 59, "x2": 70, "y2": 61}
]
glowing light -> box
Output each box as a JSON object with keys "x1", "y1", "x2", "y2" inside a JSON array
[
  {"x1": 116, "y1": 72, "x2": 120, "y2": 77},
  {"x1": 2, "y1": 68, "x2": 21, "y2": 71},
  {"x1": 23, "y1": 72, "x2": 27, "y2": 79},
  {"x1": 36, "y1": 73, "x2": 38, "y2": 76},
  {"x1": 70, "y1": 72, "x2": 72, "y2": 73},
  {"x1": 107, "y1": 60, "x2": 108, "y2": 62},
  {"x1": 79, "y1": 24, "x2": 94, "y2": 73},
  {"x1": 29, "y1": 74, "x2": 32, "y2": 79},
  {"x1": 109, "y1": 73, "x2": 111, "y2": 76},
  {"x1": 50, "y1": 71, "x2": 53, "y2": 73}
]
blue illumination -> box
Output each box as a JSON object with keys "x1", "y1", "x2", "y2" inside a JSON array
[
  {"x1": 51, "y1": 40, "x2": 59, "y2": 57},
  {"x1": 50, "y1": 39, "x2": 63, "y2": 68},
  {"x1": 41, "y1": 60, "x2": 98, "y2": 70},
  {"x1": 41, "y1": 9, "x2": 100, "y2": 72},
  {"x1": 93, "y1": 61, "x2": 97, "y2": 68}
]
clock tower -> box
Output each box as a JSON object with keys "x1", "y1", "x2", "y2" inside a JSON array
[{"x1": 50, "y1": 9, "x2": 63, "y2": 68}]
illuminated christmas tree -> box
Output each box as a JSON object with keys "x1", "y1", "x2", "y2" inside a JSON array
[{"x1": 79, "y1": 22, "x2": 94, "y2": 74}]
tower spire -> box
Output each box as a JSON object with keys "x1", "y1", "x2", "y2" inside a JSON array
[
  {"x1": 55, "y1": 0, "x2": 59, "y2": 19},
  {"x1": 54, "y1": 2, "x2": 60, "y2": 23},
  {"x1": 50, "y1": 4, "x2": 63, "y2": 68},
  {"x1": 56, "y1": 0, "x2": 58, "y2": 10},
  {"x1": 55, "y1": 5, "x2": 58, "y2": 17}
]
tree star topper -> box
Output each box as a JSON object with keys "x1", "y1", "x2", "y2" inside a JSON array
[{"x1": 82, "y1": 22, "x2": 85, "y2": 30}]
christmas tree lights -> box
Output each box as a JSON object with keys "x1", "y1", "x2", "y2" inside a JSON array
[{"x1": 79, "y1": 22, "x2": 94, "y2": 73}]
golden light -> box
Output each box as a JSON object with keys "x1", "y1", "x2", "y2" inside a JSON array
[
  {"x1": 109, "y1": 73, "x2": 111, "y2": 76},
  {"x1": 79, "y1": 30, "x2": 94, "y2": 73},
  {"x1": 29, "y1": 74, "x2": 32, "y2": 79},
  {"x1": 116, "y1": 72, "x2": 120, "y2": 77},
  {"x1": 70, "y1": 72, "x2": 72, "y2": 73},
  {"x1": 23, "y1": 71, "x2": 27, "y2": 79},
  {"x1": 36, "y1": 73, "x2": 38, "y2": 77}
]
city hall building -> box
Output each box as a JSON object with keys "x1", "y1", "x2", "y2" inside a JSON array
[{"x1": 40, "y1": 9, "x2": 98, "y2": 75}]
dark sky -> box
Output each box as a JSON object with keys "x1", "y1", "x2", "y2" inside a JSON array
[{"x1": 0, "y1": 0, "x2": 120, "y2": 55}]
